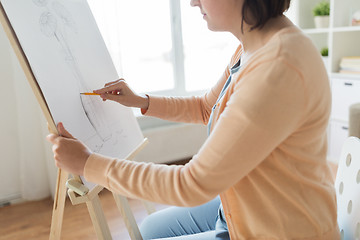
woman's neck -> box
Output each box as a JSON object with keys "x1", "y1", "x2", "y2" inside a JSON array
[{"x1": 235, "y1": 16, "x2": 294, "y2": 58}]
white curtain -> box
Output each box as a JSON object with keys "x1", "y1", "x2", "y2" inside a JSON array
[{"x1": 0, "y1": 1, "x2": 122, "y2": 201}]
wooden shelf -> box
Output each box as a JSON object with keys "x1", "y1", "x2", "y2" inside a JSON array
[
  {"x1": 333, "y1": 26, "x2": 360, "y2": 32},
  {"x1": 303, "y1": 28, "x2": 330, "y2": 34},
  {"x1": 331, "y1": 73, "x2": 360, "y2": 79},
  {"x1": 289, "y1": 0, "x2": 360, "y2": 163}
]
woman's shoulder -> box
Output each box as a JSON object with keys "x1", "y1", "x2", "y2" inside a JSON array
[
  {"x1": 246, "y1": 26, "x2": 325, "y2": 80},
  {"x1": 252, "y1": 26, "x2": 312, "y2": 63}
]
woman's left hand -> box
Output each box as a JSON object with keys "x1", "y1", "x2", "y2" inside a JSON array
[{"x1": 46, "y1": 122, "x2": 92, "y2": 176}]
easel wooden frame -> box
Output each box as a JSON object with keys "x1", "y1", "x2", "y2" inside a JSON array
[
  {"x1": 0, "y1": 3, "x2": 154, "y2": 239},
  {"x1": 65, "y1": 138, "x2": 152, "y2": 240}
]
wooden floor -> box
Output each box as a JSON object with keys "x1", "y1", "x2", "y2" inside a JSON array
[
  {"x1": 0, "y1": 160, "x2": 337, "y2": 240},
  {"x1": 0, "y1": 189, "x2": 168, "y2": 240}
]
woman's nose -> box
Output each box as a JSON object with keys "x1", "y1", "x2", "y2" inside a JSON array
[{"x1": 190, "y1": 0, "x2": 200, "y2": 7}]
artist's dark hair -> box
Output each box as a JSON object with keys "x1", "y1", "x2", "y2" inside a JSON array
[{"x1": 242, "y1": 0, "x2": 291, "y2": 31}]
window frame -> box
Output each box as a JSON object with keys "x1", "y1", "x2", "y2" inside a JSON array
[{"x1": 143, "y1": 0, "x2": 207, "y2": 98}]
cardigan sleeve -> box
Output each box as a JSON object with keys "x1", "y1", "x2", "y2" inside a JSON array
[
  {"x1": 83, "y1": 59, "x2": 307, "y2": 207},
  {"x1": 141, "y1": 69, "x2": 228, "y2": 125},
  {"x1": 141, "y1": 45, "x2": 242, "y2": 125}
]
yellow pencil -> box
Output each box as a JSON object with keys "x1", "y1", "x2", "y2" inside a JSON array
[{"x1": 80, "y1": 92, "x2": 100, "y2": 95}]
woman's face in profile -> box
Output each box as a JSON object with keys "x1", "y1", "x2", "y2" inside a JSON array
[{"x1": 190, "y1": 0, "x2": 244, "y2": 32}]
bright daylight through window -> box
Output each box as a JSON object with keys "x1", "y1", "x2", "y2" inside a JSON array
[{"x1": 88, "y1": 0, "x2": 238, "y2": 95}]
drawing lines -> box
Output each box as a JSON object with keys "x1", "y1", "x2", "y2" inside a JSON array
[{"x1": 33, "y1": 0, "x2": 122, "y2": 152}]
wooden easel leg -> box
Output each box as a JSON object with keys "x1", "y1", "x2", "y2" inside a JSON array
[
  {"x1": 48, "y1": 138, "x2": 150, "y2": 240},
  {"x1": 49, "y1": 169, "x2": 68, "y2": 240},
  {"x1": 142, "y1": 201, "x2": 156, "y2": 215},
  {"x1": 86, "y1": 195, "x2": 112, "y2": 240},
  {"x1": 113, "y1": 194, "x2": 143, "y2": 240}
]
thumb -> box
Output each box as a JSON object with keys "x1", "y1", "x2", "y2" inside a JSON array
[{"x1": 57, "y1": 122, "x2": 75, "y2": 139}]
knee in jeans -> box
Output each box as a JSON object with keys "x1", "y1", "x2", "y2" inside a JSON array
[{"x1": 139, "y1": 212, "x2": 161, "y2": 239}]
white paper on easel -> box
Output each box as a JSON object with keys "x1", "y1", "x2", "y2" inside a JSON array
[{"x1": 1, "y1": 0, "x2": 144, "y2": 189}]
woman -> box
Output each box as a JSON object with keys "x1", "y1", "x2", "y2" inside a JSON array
[{"x1": 47, "y1": 0, "x2": 340, "y2": 239}]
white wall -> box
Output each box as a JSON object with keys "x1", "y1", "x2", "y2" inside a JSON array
[
  {"x1": 0, "y1": 22, "x2": 57, "y2": 203},
  {"x1": 134, "y1": 123, "x2": 207, "y2": 164},
  {"x1": 0, "y1": 23, "x2": 21, "y2": 203},
  {"x1": 285, "y1": 0, "x2": 299, "y2": 26}
]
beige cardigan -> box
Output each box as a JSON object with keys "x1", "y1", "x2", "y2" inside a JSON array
[{"x1": 84, "y1": 26, "x2": 340, "y2": 239}]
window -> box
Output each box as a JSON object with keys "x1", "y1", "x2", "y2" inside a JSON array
[
  {"x1": 88, "y1": 0, "x2": 238, "y2": 96},
  {"x1": 180, "y1": 1, "x2": 239, "y2": 92}
]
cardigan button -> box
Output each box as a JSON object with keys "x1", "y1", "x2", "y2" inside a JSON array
[{"x1": 225, "y1": 213, "x2": 231, "y2": 218}]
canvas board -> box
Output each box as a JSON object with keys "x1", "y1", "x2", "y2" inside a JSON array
[{"x1": 1, "y1": 0, "x2": 144, "y2": 189}]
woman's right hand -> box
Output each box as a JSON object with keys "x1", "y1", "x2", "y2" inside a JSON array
[{"x1": 93, "y1": 79, "x2": 149, "y2": 110}]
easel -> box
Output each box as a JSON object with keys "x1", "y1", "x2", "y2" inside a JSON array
[
  {"x1": 0, "y1": 3, "x2": 155, "y2": 239},
  {"x1": 64, "y1": 138, "x2": 153, "y2": 240}
]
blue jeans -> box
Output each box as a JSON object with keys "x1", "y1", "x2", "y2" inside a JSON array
[{"x1": 139, "y1": 197, "x2": 230, "y2": 240}]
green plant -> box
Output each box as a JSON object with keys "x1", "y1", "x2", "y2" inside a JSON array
[
  {"x1": 313, "y1": 1, "x2": 330, "y2": 16},
  {"x1": 320, "y1": 47, "x2": 328, "y2": 57}
]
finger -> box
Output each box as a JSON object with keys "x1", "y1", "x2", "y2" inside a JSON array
[
  {"x1": 94, "y1": 79, "x2": 124, "y2": 93},
  {"x1": 94, "y1": 81, "x2": 125, "y2": 94},
  {"x1": 54, "y1": 160, "x2": 61, "y2": 169},
  {"x1": 52, "y1": 144, "x2": 59, "y2": 154},
  {"x1": 104, "y1": 80, "x2": 120, "y2": 88},
  {"x1": 111, "y1": 90, "x2": 121, "y2": 95},
  {"x1": 104, "y1": 78, "x2": 124, "y2": 87},
  {"x1": 46, "y1": 133, "x2": 58, "y2": 144},
  {"x1": 57, "y1": 122, "x2": 75, "y2": 139}
]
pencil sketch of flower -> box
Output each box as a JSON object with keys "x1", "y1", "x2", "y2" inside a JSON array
[
  {"x1": 32, "y1": 0, "x2": 49, "y2": 7},
  {"x1": 52, "y1": 1, "x2": 77, "y2": 33},
  {"x1": 37, "y1": 3, "x2": 112, "y2": 146},
  {"x1": 39, "y1": 12, "x2": 57, "y2": 37}
]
